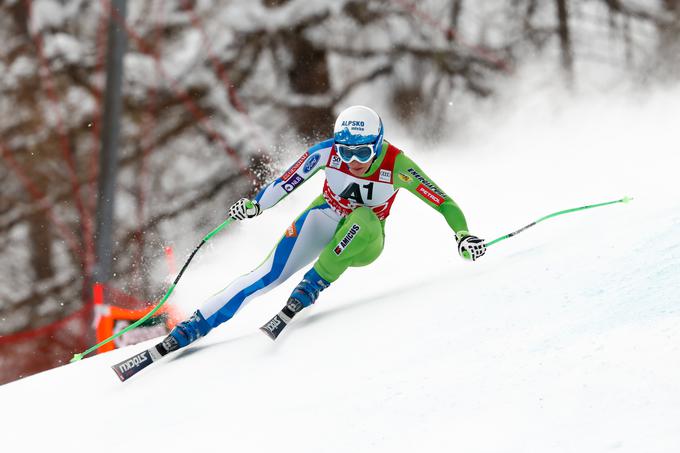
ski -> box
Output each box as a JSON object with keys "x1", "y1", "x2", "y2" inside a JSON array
[
  {"x1": 113, "y1": 299, "x2": 302, "y2": 380},
  {"x1": 260, "y1": 299, "x2": 304, "y2": 340},
  {"x1": 111, "y1": 336, "x2": 178, "y2": 382}
]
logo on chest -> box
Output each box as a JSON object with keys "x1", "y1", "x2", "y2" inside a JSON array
[{"x1": 329, "y1": 155, "x2": 342, "y2": 169}]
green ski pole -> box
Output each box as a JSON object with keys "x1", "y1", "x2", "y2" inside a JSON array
[
  {"x1": 71, "y1": 215, "x2": 238, "y2": 363},
  {"x1": 485, "y1": 196, "x2": 633, "y2": 248}
]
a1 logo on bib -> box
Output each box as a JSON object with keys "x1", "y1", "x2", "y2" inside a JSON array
[{"x1": 379, "y1": 169, "x2": 391, "y2": 183}]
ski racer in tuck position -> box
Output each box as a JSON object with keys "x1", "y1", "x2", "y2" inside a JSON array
[{"x1": 162, "y1": 105, "x2": 486, "y2": 350}]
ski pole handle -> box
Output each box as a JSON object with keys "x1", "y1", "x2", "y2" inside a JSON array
[{"x1": 486, "y1": 196, "x2": 633, "y2": 248}]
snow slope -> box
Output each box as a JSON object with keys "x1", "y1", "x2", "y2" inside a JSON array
[{"x1": 1, "y1": 85, "x2": 679, "y2": 453}]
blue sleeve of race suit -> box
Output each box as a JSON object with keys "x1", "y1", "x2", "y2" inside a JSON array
[{"x1": 254, "y1": 139, "x2": 333, "y2": 210}]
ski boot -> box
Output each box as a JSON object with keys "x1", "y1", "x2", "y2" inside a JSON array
[
  {"x1": 161, "y1": 310, "x2": 211, "y2": 353},
  {"x1": 260, "y1": 267, "x2": 330, "y2": 340}
]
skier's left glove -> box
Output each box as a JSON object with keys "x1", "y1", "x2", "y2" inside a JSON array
[
  {"x1": 229, "y1": 198, "x2": 261, "y2": 220},
  {"x1": 456, "y1": 232, "x2": 486, "y2": 261}
]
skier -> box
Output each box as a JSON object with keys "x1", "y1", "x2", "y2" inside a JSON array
[{"x1": 163, "y1": 105, "x2": 486, "y2": 351}]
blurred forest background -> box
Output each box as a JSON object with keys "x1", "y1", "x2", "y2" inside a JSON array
[{"x1": 1, "y1": 0, "x2": 679, "y2": 384}]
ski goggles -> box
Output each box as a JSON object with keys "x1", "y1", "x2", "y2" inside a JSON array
[{"x1": 335, "y1": 142, "x2": 377, "y2": 164}]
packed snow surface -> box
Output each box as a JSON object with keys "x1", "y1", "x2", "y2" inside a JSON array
[{"x1": 1, "y1": 85, "x2": 679, "y2": 453}]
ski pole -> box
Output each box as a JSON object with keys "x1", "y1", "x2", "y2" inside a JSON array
[
  {"x1": 485, "y1": 196, "x2": 633, "y2": 248},
  {"x1": 71, "y1": 216, "x2": 237, "y2": 362}
]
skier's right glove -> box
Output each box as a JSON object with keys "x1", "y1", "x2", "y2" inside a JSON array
[
  {"x1": 229, "y1": 198, "x2": 261, "y2": 220},
  {"x1": 457, "y1": 233, "x2": 486, "y2": 261}
]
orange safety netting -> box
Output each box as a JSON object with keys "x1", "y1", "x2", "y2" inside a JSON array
[
  {"x1": 0, "y1": 283, "x2": 182, "y2": 385},
  {"x1": 93, "y1": 283, "x2": 182, "y2": 353}
]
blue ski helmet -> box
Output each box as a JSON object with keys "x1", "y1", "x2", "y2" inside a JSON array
[{"x1": 333, "y1": 106, "x2": 385, "y2": 159}]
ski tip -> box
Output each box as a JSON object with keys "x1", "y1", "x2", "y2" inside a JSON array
[
  {"x1": 622, "y1": 196, "x2": 634, "y2": 204},
  {"x1": 111, "y1": 364, "x2": 126, "y2": 382},
  {"x1": 111, "y1": 349, "x2": 155, "y2": 382},
  {"x1": 70, "y1": 353, "x2": 83, "y2": 363},
  {"x1": 259, "y1": 326, "x2": 279, "y2": 341},
  {"x1": 260, "y1": 313, "x2": 289, "y2": 341}
]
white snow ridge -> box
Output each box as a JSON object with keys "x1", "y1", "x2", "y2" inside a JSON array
[{"x1": 1, "y1": 86, "x2": 679, "y2": 453}]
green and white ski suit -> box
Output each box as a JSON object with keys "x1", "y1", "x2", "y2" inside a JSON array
[{"x1": 198, "y1": 139, "x2": 469, "y2": 328}]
